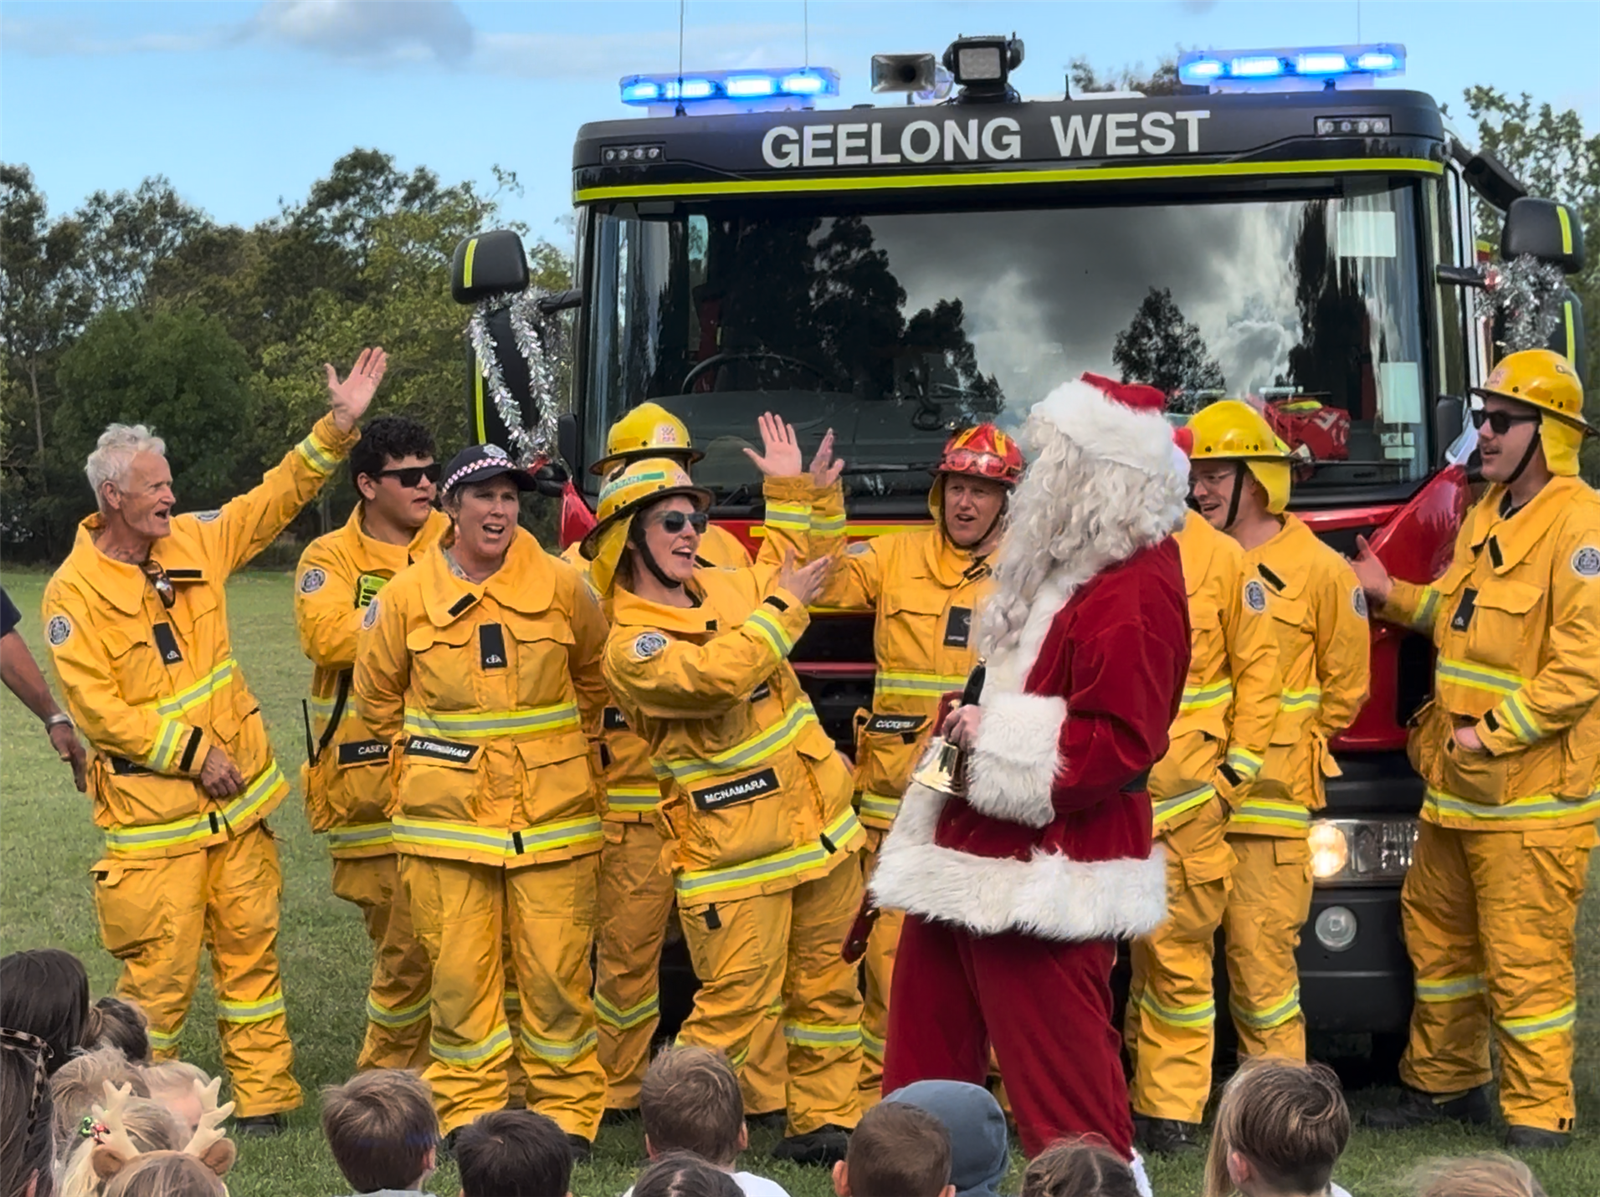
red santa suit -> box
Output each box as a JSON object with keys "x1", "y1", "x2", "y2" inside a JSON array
[{"x1": 873, "y1": 374, "x2": 1192, "y2": 1160}]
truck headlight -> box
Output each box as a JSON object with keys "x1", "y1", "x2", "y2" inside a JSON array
[{"x1": 1308, "y1": 817, "x2": 1417, "y2": 884}]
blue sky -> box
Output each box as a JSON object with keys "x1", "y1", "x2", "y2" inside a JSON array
[{"x1": 4, "y1": 1, "x2": 1597, "y2": 252}]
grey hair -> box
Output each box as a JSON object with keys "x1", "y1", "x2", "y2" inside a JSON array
[
  {"x1": 978, "y1": 409, "x2": 1189, "y2": 661},
  {"x1": 86, "y1": 424, "x2": 167, "y2": 510}
]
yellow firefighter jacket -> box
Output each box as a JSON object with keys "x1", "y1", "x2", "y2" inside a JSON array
[
  {"x1": 564, "y1": 477, "x2": 828, "y2": 825},
  {"x1": 296, "y1": 506, "x2": 450, "y2": 858},
  {"x1": 353, "y1": 527, "x2": 609, "y2": 869},
  {"x1": 1382, "y1": 476, "x2": 1600, "y2": 831},
  {"x1": 1150, "y1": 510, "x2": 1282, "y2": 835},
  {"x1": 603, "y1": 566, "x2": 864, "y2": 909},
  {"x1": 42, "y1": 414, "x2": 358, "y2": 857},
  {"x1": 1230, "y1": 513, "x2": 1371, "y2": 837}
]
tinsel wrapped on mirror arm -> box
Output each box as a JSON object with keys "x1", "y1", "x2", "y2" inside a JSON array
[
  {"x1": 466, "y1": 289, "x2": 569, "y2": 468},
  {"x1": 1472, "y1": 254, "x2": 1568, "y2": 354}
]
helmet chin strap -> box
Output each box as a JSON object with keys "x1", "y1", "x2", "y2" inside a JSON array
[
  {"x1": 1502, "y1": 418, "x2": 1543, "y2": 486},
  {"x1": 1223, "y1": 462, "x2": 1245, "y2": 530},
  {"x1": 628, "y1": 517, "x2": 683, "y2": 589}
]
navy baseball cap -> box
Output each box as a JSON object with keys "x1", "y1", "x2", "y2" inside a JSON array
[{"x1": 441, "y1": 444, "x2": 537, "y2": 497}]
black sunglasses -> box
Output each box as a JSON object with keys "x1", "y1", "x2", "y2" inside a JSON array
[
  {"x1": 141, "y1": 559, "x2": 175, "y2": 609},
  {"x1": 654, "y1": 510, "x2": 709, "y2": 535},
  {"x1": 374, "y1": 463, "x2": 442, "y2": 488},
  {"x1": 0, "y1": 1026, "x2": 53, "y2": 1131},
  {"x1": 1470, "y1": 409, "x2": 1541, "y2": 435}
]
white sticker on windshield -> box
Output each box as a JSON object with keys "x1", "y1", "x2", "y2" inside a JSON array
[
  {"x1": 1377, "y1": 362, "x2": 1423, "y2": 427},
  {"x1": 1336, "y1": 210, "x2": 1397, "y2": 259}
]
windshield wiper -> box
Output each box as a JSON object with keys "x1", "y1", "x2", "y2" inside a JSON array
[{"x1": 837, "y1": 463, "x2": 938, "y2": 475}]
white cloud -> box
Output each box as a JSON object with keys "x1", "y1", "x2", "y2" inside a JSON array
[{"x1": 253, "y1": 0, "x2": 473, "y2": 64}]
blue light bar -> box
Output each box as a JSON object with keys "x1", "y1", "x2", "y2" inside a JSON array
[
  {"x1": 1178, "y1": 43, "x2": 1405, "y2": 88},
  {"x1": 619, "y1": 67, "x2": 840, "y2": 108}
]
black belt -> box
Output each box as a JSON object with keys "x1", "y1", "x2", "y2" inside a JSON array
[{"x1": 1121, "y1": 770, "x2": 1151, "y2": 794}]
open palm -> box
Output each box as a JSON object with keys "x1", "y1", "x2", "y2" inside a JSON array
[
  {"x1": 326, "y1": 347, "x2": 388, "y2": 432},
  {"x1": 742, "y1": 411, "x2": 805, "y2": 477}
]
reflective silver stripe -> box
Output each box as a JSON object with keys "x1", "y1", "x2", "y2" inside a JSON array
[
  {"x1": 402, "y1": 703, "x2": 579, "y2": 739},
  {"x1": 1423, "y1": 786, "x2": 1600, "y2": 823},
  {"x1": 367, "y1": 993, "x2": 430, "y2": 1028},
  {"x1": 1180, "y1": 680, "x2": 1233, "y2": 711},
  {"x1": 744, "y1": 607, "x2": 795, "y2": 658},
  {"x1": 782, "y1": 1021, "x2": 862, "y2": 1047},
  {"x1": 1500, "y1": 693, "x2": 1542, "y2": 743},
  {"x1": 1413, "y1": 586, "x2": 1441, "y2": 629},
  {"x1": 858, "y1": 792, "x2": 901, "y2": 823},
  {"x1": 430, "y1": 1024, "x2": 512, "y2": 1064},
  {"x1": 874, "y1": 671, "x2": 967, "y2": 697},
  {"x1": 661, "y1": 699, "x2": 818, "y2": 784},
  {"x1": 1229, "y1": 800, "x2": 1310, "y2": 830},
  {"x1": 1498, "y1": 1003, "x2": 1576, "y2": 1041},
  {"x1": 1230, "y1": 986, "x2": 1301, "y2": 1030},
  {"x1": 1280, "y1": 687, "x2": 1322, "y2": 712},
  {"x1": 1152, "y1": 785, "x2": 1215, "y2": 827},
  {"x1": 153, "y1": 659, "x2": 238, "y2": 717},
  {"x1": 216, "y1": 992, "x2": 286, "y2": 1025},
  {"x1": 1436, "y1": 657, "x2": 1524, "y2": 696},
  {"x1": 594, "y1": 991, "x2": 659, "y2": 1031},
  {"x1": 519, "y1": 1025, "x2": 599, "y2": 1062},
  {"x1": 1416, "y1": 974, "x2": 1486, "y2": 1003},
  {"x1": 676, "y1": 809, "x2": 863, "y2": 901},
  {"x1": 391, "y1": 815, "x2": 603, "y2": 860},
  {"x1": 1139, "y1": 989, "x2": 1215, "y2": 1027},
  {"x1": 297, "y1": 432, "x2": 339, "y2": 474},
  {"x1": 325, "y1": 823, "x2": 393, "y2": 851}
]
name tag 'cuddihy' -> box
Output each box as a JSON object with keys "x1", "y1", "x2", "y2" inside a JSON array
[
  {"x1": 865, "y1": 713, "x2": 928, "y2": 738},
  {"x1": 691, "y1": 768, "x2": 780, "y2": 811}
]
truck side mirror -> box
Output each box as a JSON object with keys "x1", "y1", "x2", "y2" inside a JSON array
[
  {"x1": 451, "y1": 229, "x2": 530, "y2": 303},
  {"x1": 1433, "y1": 394, "x2": 1466, "y2": 466},
  {"x1": 1501, "y1": 197, "x2": 1585, "y2": 275},
  {"x1": 558, "y1": 412, "x2": 580, "y2": 475}
]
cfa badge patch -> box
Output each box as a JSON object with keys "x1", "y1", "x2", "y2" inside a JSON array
[
  {"x1": 632, "y1": 632, "x2": 668, "y2": 660},
  {"x1": 1352, "y1": 586, "x2": 1369, "y2": 618},
  {"x1": 1573, "y1": 546, "x2": 1600, "y2": 579},
  {"x1": 195, "y1": 510, "x2": 222, "y2": 523},
  {"x1": 1243, "y1": 579, "x2": 1268, "y2": 613},
  {"x1": 848, "y1": 542, "x2": 871, "y2": 556},
  {"x1": 47, "y1": 615, "x2": 72, "y2": 646},
  {"x1": 299, "y1": 567, "x2": 327, "y2": 594},
  {"x1": 361, "y1": 597, "x2": 381, "y2": 629}
]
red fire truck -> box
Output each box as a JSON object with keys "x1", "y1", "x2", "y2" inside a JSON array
[{"x1": 454, "y1": 34, "x2": 1587, "y2": 1057}]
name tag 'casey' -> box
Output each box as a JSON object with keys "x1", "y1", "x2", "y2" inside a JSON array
[
  {"x1": 691, "y1": 768, "x2": 780, "y2": 811},
  {"x1": 338, "y1": 740, "x2": 391, "y2": 767}
]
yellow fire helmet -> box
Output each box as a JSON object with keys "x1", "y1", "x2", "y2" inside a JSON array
[
  {"x1": 590, "y1": 402, "x2": 704, "y2": 476},
  {"x1": 579, "y1": 457, "x2": 714, "y2": 596},
  {"x1": 1186, "y1": 399, "x2": 1293, "y2": 517},
  {"x1": 1471, "y1": 348, "x2": 1592, "y2": 478}
]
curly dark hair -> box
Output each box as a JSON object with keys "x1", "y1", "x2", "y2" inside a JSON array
[{"x1": 349, "y1": 416, "x2": 436, "y2": 486}]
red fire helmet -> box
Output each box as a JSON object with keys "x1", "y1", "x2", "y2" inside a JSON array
[{"x1": 933, "y1": 423, "x2": 1025, "y2": 488}]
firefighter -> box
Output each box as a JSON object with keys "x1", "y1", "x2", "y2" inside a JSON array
[
  {"x1": 1185, "y1": 400, "x2": 1370, "y2": 1064},
  {"x1": 353, "y1": 443, "x2": 610, "y2": 1151},
  {"x1": 591, "y1": 457, "x2": 864, "y2": 1167},
  {"x1": 41, "y1": 347, "x2": 388, "y2": 1137},
  {"x1": 294, "y1": 415, "x2": 449, "y2": 1072},
  {"x1": 1124, "y1": 422, "x2": 1282, "y2": 1156},
  {"x1": 813, "y1": 422, "x2": 1023, "y2": 1104},
  {"x1": 571, "y1": 407, "x2": 826, "y2": 1121},
  {"x1": 1356, "y1": 349, "x2": 1600, "y2": 1149}
]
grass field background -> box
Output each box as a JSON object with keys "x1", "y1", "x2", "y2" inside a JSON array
[{"x1": 4, "y1": 569, "x2": 1600, "y2": 1196}]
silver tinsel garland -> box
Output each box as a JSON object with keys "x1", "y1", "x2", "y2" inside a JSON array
[
  {"x1": 1473, "y1": 254, "x2": 1568, "y2": 354},
  {"x1": 466, "y1": 291, "x2": 568, "y2": 467}
]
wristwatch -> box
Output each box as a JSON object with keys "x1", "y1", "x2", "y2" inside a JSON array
[{"x1": 45, "y1": 712, "x2": 74, "y2": 730}]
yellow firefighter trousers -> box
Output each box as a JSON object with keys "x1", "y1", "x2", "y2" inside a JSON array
[
  {"x1": 1221, "y1": 835, "x2": 1313, "y2": 1060},
  {"x1": 1399, "y1": 820, "x2": 1594, "y2": 1131},
  {"x1": 90, "y1": 824, "x2": 300, "y2": 1117},
  {"x1": 594, "y1": 821, "x2": 788, "y2": 1112},
  {"x1": 402, "y1": 854, "x2": 604, "y2": 1138},
  {"x1": 678, "y1": 855, "x2": 865, "y2": 1135},
  {"x1": 331, "y1": 855, "x2": 433, "y2": 1072},
  {"x1": 1126, "y1": 800, "x2": 1235, "y2": 1123},
  {"x1": 858, "y1": 836, "x2": 905, "y2": 1106}
]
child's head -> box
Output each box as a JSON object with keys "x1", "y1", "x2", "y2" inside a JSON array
[
  {"x1": 99, "y1": 1155, "x2": 225, "y2": 1197},
  {"x1": 1021, "y1": 1139, "x2": 1139, "y2": 1197},
  {"x1": 1204, "y1": 1060, "x2": 1350, "y2": 1197},
  {"x1": 0, "y1": 949, "x2": 91, "y2": 1077},
  {"x1": 87, "y1": 1001, "x2": 150, "y2": 1067},
  {"x1": 321, "y1": 1069, "x2": 439, "y2": 1194},
  {"x1": 52, "y1": 1048, "x2": 152, "y2": 1156},
  {"x1": 60, "y1": 1099, "x2": 185, "y2": 1197},
  {"x1": 833, "y1": 1100, "x2": 954, "y2": 1197},
  {"x1": 140, "y1": 1065, "x2": 211, "y2": 1137},
  {"x1": 454, "y1": 1109, "x2": 572, "y2": 1197},
  {"x1": 883, "y1": 1080, "x2": 1010, "y2": 1197},
  {"x1": 1410, "y1": 1153, "x2": 1547, "y2": 1197},
  {"x1": 632, "y1": 1153, "x2": 743, "y2": 1197},
  {"x1": 638, "y1": 1046, "x2": 746, "y2": 1168}
]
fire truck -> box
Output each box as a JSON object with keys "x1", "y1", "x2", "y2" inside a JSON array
[{"x1": 454, "y1": 35, "x2": 1587, "y2": 1058}]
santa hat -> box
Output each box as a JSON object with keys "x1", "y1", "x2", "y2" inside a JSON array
[{"x1": 1029, "y1": 372, "x2": 1190, "y2": 483}]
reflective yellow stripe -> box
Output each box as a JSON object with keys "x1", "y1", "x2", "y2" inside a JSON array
[
  {"x1": 462, "y1": 236, "x2": 479, "y2": 287},
  {"x1": 296, "y1": 430, "x2": 339, "y2": 475},
  {"x1": 367, "y1": 992, "x2": 430, "y2": 1028},
  {"x1": 605, "y1": 786, "x2": 660, "y2": 813},
  {"x1": 1413, "y1": 586, "x2": 1441, "y2": 630},
  {"x1": 1499, "y1": 693, "x2": 1542, "y2": 744},
  {"x1": 676, "y1": 809, "x2": 864, "y2": 902},
  {"x1": 783, "y1": 1021, "x2": 862, "y2": 1048},
  {"x1": 812, "y1": 513, "x2": 846, "y2": 536},
  {"x1": 1231, "y1": 986, "x2": 1301, "y2": 1030},
  {"x1": 1230, "y1": 799, "x2": 1311, "y2": 831},
  {"x1": 1422, "y1": 786, "x2": 1600, "y2": 823},
  {"x1": 146, "y1": 717, "x2": 185, "y2": 771},
  {"x1": 153, "y1": 659, "x2": 237, "y2": 717},
  {"x1": 858, "y1": 791, "x2": 901, "y2": 824},
  {"x1": 1557, "y1": 206, "x2": 1573, "y2": 255},
  {"x1": 1139, "y1": 988, "x2": 1215, "y2": 1027},
  {"x1": 862, "y1": 1027, "x2": 885, "y2": 1062},
  {"x1": 402, "y1": 702, "x2": 580, "y2": 739},
  {"x1": 1280, "y1": 687, "x2": 1322, "y2": 712},
  {"x1": 431, "y1": 1023, "x2": 512, "y2": 1065},
  {"x1": 391, "y1": 814, "x2": 603, "y2": 861},
  {"x1": 1499, "y1": 1002, "x2": 1576, "y2": 1042},
  {"x1": 519, "y1": 1024, "x2": 598, "y2": 1062},
  {"x1": 1152, "y1": 785, "x2": 1215, "y2": 828},
  {"x1": 104, "y1": 760, "x2": 287, "y2": 853},
  {"x1": 744, "y1": 608, "x2": 795, "y2": 658},
  {"x1": 661, "y1": 699, "x2": 818, "y2": 784},
  {"x1": 1436, "y1": 657, "x2": 1525, "y2": 697},
  {"x1": 765, "y1": 501, "x2": 810, "y2": 530},
  {"x1": 325, "y1": 822, "x2": 394, "y2": 852},
  {"x1": 594, "y1": 991, "x2": 659, "y2": 1031},
  {"x1": 576, "y1": 156, "x2": 1445, "y2": 203},
  {"x1": 874, "y1": 671, "x2": 968, "y2": 698},
  {"x1": 1180, "y1": 680, "x2": 1233, "y2": 712},
  {"x1": 1416, "y1": 974, "x2": 1486, "y2": 1004},
  {"x1": 216, "y1": 991, "x2": 286, "y2": 1025},
  {"x1": 1226, "y1": 746, "x2": 1264, "y2": 779},
  {"x1": 503, "y1": 989, "x2": 520, "y2": 1012}
]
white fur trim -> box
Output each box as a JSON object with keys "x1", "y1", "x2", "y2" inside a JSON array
[
  {"x1": 1032, "y1": 378, "x2": 1187, "y2": 480},
  {"x1": 965, "y1": 692, "x2": 1066, "y2": 827},
  {"x1": 870, "y1": 780, "x2": 1168, "y2": 941}
]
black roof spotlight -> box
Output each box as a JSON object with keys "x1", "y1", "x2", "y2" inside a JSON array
[{"x1": 943, "y1": 33, "x2": 1024, "y2": 104}]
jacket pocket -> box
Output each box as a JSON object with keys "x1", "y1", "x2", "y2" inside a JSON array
[
  {"x1": 405, "y1": 620, "x2": 480, "y2": 710},
  {"x1": 852, "y1": 708, "x2": 931, "y2": 806},
  {"x1": 1463, "y1": 578, "x2": 1543, "y2": 674},
  {"x1": 90, "y1": 857, "x2": 170, "y2": 959},
  {"x1": 513, "y1": 736, "x2": 596, "y2": 827},
  {"x1": 395, "y1": 733, "x2": 482, "y2": 820},
  {"x1": 1558, "y1": 708, "x2": 1600, "y2": 801},
  {"x1": 1438, "y1": 735, "x2": 1517, "y2": 807},
  {"x1": 879, "y1": 592, "x2": 949, "y2": 672}
]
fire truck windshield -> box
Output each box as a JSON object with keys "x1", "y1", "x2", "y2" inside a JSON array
[{"x1": 582, "y1": 179, "x2": 1430, "y2": 507}]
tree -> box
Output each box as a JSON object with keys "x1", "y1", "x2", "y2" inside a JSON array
[
  {"x1": 1113, "y1": 286, "x2": 1225, "y2": 410},
  {"x1": 1067, "y1": 54, "x2": 1182, "y2": 97}
]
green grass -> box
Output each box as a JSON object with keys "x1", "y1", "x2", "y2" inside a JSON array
[{"x1": 4, "y1": 569, "x2": 1600, "y2": 1195}]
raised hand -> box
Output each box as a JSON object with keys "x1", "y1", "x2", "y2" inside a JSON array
[
  {"x1": 809, "y1": 428, "x2": 844, "y2": 487},
  {"x1": 776, "y1": 550, "x2": 831, "y2": 607},
  {"x1": 742, "y1": 411, "x2": 805, "y2": 477},
  {"x1": 326, "y1": 347, "x2": 388, "y2": 433},
  {"x1": 1350, "y1": 535, "x2": 1393, "y2": 608}
]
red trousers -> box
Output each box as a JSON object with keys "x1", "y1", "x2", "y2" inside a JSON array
[{"x1": 881, "y1": 914, "x2": 1131, "y2": 1159}]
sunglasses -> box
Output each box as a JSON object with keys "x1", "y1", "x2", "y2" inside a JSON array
[
  {"x1": 653, "y1": 510, "x2": 709, "y2": 535},
  {"x1": 374, "y1": 463, "x2": 442, "y2": 488},
  {"x1": 1470, "y1": 409, "x2": 1541, "y2": 435},
  {"x1": 141, "y1": 559, "x2": 175, "y2": 609},
  {"x1": 0, "y1": 1026, "x2": 53, "y2": 1132}
]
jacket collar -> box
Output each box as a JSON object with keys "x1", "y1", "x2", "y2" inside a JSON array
[
  {"x1": 1467, "y1": 477, "x2": 1580, "y2": 574},
  {"x1": 67, "y1": 514, "x2": 214, "y2": 614},
  {"x1": 609, "y1": 576, "x2": 721, "y2": 636},
  {"x1": 342, "y1": 504, "x2": 449, "y2": 565},
  {"x1": 1249, "y1": 513, "x2": 1315, "y2": 601},
  {"x1": 421, "y1": 527, "x2": 553, "y2": 626},
  {"x1": 923, "y1": 526, "x2": 993, "y2": 590},
  {"x1": 1176, "y1": 510, "x2": 1219, "y2": 599}
]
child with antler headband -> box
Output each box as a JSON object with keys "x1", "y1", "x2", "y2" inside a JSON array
[{"x1": 71, "y1": 1079, "x2": 236, "y2": 1197}]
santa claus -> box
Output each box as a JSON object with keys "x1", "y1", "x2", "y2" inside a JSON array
[{"x1": 873, "y1": 372, "x2": 1192, "y2": 1161}]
